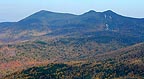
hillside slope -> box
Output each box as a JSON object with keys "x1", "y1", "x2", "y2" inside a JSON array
[
  {"x1": 94, "y1": 42, "x2": 144, "y2": 62},
  {"x1": 3, "y1": 43, "x2": 144, "y2": 79}
]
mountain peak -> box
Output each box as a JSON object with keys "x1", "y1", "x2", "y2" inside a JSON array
[
  {"x1": 82, "y1": 10, "x2": 97, "y2": 15},
  {"x1": 88, "y1": 10, "x2": 96, "y2": 13},
  {"x1": 86, "y1": 10, "x2": 97, "y2": 14},
  {"x1": 18, "y1": 10, "x2": 56, "y2": 23},
  {"x1": 105, "y1": 10, "x2": 113, "y2": 12},
  {"x1": 103, "y1": 10, "x2": 116, "y2": 14},
  {"x1": 35, "y1": 10, "x2": 55, "y2": 15},
  {"x1": 39, "y1": 10, "x2": 47, "y2": 12}
]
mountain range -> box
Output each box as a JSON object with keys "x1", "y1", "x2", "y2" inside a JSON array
[
  {"x1": 0, "y1": 10, "x2": 144, "y2": 45},
  {"x1": 0, "y1": 10, "x2": 144, "y2": 79}
]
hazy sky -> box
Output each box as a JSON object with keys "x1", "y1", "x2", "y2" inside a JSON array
[{"x1": 0, "y1": 0, "x2": 144, "y2": 22}]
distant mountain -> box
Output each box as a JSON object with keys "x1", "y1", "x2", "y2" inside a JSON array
[{"x1": 0, "y1": 10, "x2": 144, "y2": 45}]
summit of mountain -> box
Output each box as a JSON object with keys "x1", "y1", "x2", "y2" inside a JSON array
[{"x1": 18, "y1": 10, "x2": 77, "y2": 24}]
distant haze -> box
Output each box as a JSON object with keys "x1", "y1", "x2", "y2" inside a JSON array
[{"x1": 0, "y1": 0, "x2": 144, "y2": 22}]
